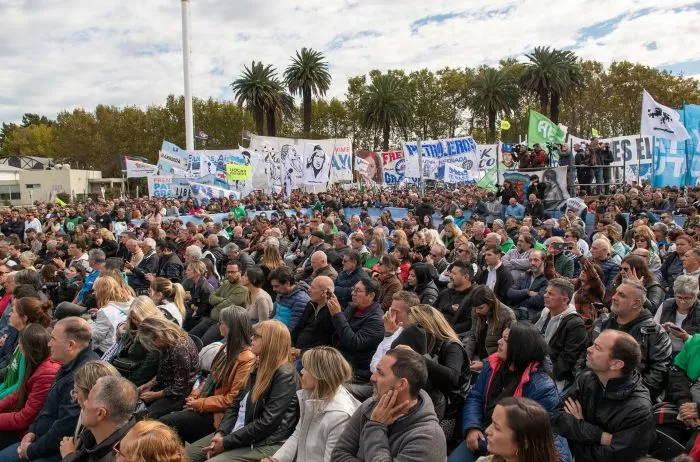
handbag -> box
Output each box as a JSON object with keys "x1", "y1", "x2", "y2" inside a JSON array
[{"x1": 112, "y1": 357, "x2": 139, "y2": 378}]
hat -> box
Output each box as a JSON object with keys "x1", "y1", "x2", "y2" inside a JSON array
[
  {"x1": 492, "y1": 219, "x2": 505, "y2": 229},
  {"x1": 311, "y1": 230, "x2": 325, "y2": 239}
]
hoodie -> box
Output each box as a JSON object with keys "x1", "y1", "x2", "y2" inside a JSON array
[{"x1": 91, "y1": 301, "x2": 131, "y2": 353}]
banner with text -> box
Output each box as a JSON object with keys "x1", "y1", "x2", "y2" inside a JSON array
[
  {"x1": 500, "y1": 166, "x2": 570, "y2": 210},
  {"x1": 382, "y1": 150, "x2": 405, "y2": 185},
  {"x1": 125, "y1": 159, "x2": 158, "y2": 178},
  {"x1": 403, "y1": 136, "x2": 477, "y2": 180}
]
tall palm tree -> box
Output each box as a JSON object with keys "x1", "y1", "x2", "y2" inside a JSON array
[
  {"x1": 521, "y1": 46, "x2": 581, "y2": 123},
  {"x1": 359, "y1": 74, "x2": 410, "y2": 151},
  {"x1": 231, "y1": 61, "x2": 280, "y2": 135},
  {"x1": 266, "y1": 90, "x2": 295, "y2": 136},
  {"x1": 284, "y1": 48, "x2": 331, "y2": 138},
  {"x1": 471, "y1": 67, "x2": 519, "y2": 143}
]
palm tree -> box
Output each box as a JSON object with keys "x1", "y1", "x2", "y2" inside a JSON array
[
  {"x1": 231, "y1": 61, "x2": 281, "y2": 135},
  {"x1": 359, "y1": 73, "x2": 411, "y2": 151},
  {"x1": 284, "y1": 48, "x2": 331, "y2": 138},
  {"x1": 521, "y1": 46, "x2": 581, "y2": 123},
  {"x1": 471, "y1": 67, "x2": 519, "y2": 143},
  {"x1": 266, "y1": 89, "x2": 295, "y2": 136}
]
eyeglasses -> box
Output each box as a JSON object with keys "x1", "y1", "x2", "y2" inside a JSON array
[
  {"x1": 112, "y1": 441, "x2": 125, "y2": 457},
  {"x1": 676, "y1": 295, "x2": 695, "y2": 302},
  {"x1": 351, "y1": 287, "x2": 366, "y2": 294}
]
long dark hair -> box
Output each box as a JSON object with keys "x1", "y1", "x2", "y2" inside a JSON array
[
  {"x1": 13, "y1": 324, "x2": 51, "y2": 411},
  {"x1": 620, "y1": 254, "x2": 655, "y2": 287},
  {"x1": 219, "y1": 306, "x2": 253, "y2": 379},
  {"x1": 471, "y1": 285, "x2": 504, "y2": 334},
  {"x1": 493, "y1": 397, "x2": 557, "y2": 462},
  {"x1": 504, "y1": 322, "x2": 549, "y2": 375}
]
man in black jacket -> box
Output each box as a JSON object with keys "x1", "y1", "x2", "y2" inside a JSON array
[
  {"x1": 476, "y1": 246, "x2": 514, "y2": 306},
  {"x1": 154, "y1": 240, "x2": 184, "y2": 282},
  {"x1": 579, "y1": 279, "x2": 672, "y2": 400},
  {"x1": 334, "y1": 250, "x2": 364, "y2": 307},
  {"x1": 327, "y1": 232, "x2": 350, "y2": 273},
  {"x1": 128, "y1": 238, "x2": 159, "y2": 292},
  {"x1": 535, "y1": 279, "x2": 587, "y2": 389},
  {"x1": 292, "y1": 276, "x2": 335, "y2": 355},
  {"x1": 435, "y1": 260, "x2": 475, "y2": 334},
  {"x1": 0, "y1": 317, "x2": 99, "y2": 461},
  {"x1": 553, "y1": 330, "x2": 654, "y2": 461}
]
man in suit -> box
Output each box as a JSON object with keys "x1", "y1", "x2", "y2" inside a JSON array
[{"x1": 476, "y1": 246, "x2": 513, "y2": 304}]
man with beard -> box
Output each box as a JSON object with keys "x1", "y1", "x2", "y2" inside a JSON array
[{"x1": 576, "y1": 279, "x2": 672, "y2": 400}]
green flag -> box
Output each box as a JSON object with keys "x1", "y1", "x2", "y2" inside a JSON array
[
  {"x1": 527, "y1": 110, "x2": 566, "y2": 148},
  {"x1": 476, "y1": 166, "x2": 498, "y2": 192}
]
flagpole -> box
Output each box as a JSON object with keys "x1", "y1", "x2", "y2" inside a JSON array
[
  {"x1": 181, "y1": 0, "x2": 195, "y2": 152},
  {"x1": 684, "y1": 100, "x2": 690, "y2": 187}
]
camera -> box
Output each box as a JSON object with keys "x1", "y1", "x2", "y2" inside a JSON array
[{"x1": 552, "y1": 242, "x2": 569, "y2": 251}]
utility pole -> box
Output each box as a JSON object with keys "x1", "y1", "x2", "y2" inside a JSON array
[{"x1": 181, "y1": 0, "x2": 194, "y2": 152}]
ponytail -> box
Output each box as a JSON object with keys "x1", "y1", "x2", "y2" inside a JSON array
[{"x1": 172, "y1": 283, "x2": 186, "y2": 318}]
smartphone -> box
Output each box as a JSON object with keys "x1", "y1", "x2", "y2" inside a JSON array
[
  {"x1": 326, "y1": 288, "x2": 333, "y2": 299},
  {"x1": 553, "y1": 242, "x2": 569, "y2": 251}
]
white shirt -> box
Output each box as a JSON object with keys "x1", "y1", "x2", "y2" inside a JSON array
[
  {"x1": 486, "y1": 262, "x2": 502, "y2": 290},
  {"x1": 370, "y1": 327, "x2": 404, "y2": 373},
  {"x1": 231, "y1": 392, "x2": 250, "y2": 434}
]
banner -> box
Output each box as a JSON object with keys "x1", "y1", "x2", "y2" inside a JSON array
[
  {"x1": 476, "y1": 166, "x2": 498, "y2": 192},
  {"x1": 303, "y1": 143, "x2": 331, "y2": 186},
  {"x1": 147, "y1": 176, "x2": 191, "y2": 198},
  {"x1": 125, "y1": 159, "x2": 158, "y2": 178},
  {"x1": 652, "y1": 135, "x2": 688, "y2": 188},
  {"x1": 499, "y1": 166, "x2": 570, "y2": 210},
  {"x1": 331, "y1": 139, "x2": 353, "y2": 182},
  {"x1": 281, "y1": 144, "x2": 304, "y2": 197},
  {"x1": 641, "y1": 89, "x2": 690, "y2": 142},
  {"x1": 160, "y1": 141, "x2": 190, "y2": 170},
  {"x1": 444, "y1": 163, "x2": 474, "y2": 184},
  {"x1": 225, "y1": 163, "x2": 251, "y2": 181},
  {"x1": 528, "y1": 111, "x2": 567, "y2": 148},
  {"x1": 353, "y1": 150, "x2": 382, "y2": 186},
  {"x1": 684, "y1": 104, "x2": 700, "y2": 186},
  {"x1": 403, "y1": 136, "x2": 477, "y2": 180},
  {"x1": 382, "y1": 150, "x2": 405, "y2": 185},
  {"x1": 475, "y1": 144, "x2": 498, "y2": 171},
  {"x1": 188, "y1": 181, "x2": 240, "y2": 201}
]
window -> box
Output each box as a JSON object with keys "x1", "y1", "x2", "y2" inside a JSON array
[
  {"x1": 24, "y1": 184, "x2": 41, "y2": 189},
  {"x1": 0, "y1": 185, "x2": 20, "y2": 200}
]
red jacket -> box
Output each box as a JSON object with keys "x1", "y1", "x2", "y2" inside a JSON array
[{"x1": 0, "y1": 358, "x2": 60, "y2": 432}]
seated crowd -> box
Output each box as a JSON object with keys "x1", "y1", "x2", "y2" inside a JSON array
[{"x1": 0, "y1": 183, "x2": 699, "y2": 462}]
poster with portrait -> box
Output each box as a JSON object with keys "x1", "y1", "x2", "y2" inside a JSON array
[
  {"x1": 499, "y1": 166, "x2": 569, "y2": 210},
  {"x1": 281, "y1": 144, "x2": 304, "y2": 197},
  {"x1": 303, "y1": 143, "x2": 331, "y2": 186},
  {"x1": 355, "y1": 150, "x2": 383, "y2": 186}
]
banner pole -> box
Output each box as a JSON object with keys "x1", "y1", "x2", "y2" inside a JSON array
[{"x1": 417, "y1": 140, "x2": 424, "y2": 194}]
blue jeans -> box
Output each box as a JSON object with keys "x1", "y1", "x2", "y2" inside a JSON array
[
  {"x1": 594, "y1": 168, "x2": 604, "y2": 194},
  {"x1": 0, "y1": 443, "x2": 61, "y2": 462},
  {"x1": 447, "y1": 440, "x2": 486, "y2": 462}
]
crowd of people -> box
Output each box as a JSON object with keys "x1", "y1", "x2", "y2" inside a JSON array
[{"x1": 0, "y1": 178, "x2": 699, "y2": 461}]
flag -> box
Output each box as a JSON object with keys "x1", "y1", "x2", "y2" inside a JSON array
[
  {"x1": 241, "y1": 130, "x2": 252, "y2": 141},
  {"x1": 500, "y1": 120, "x2": 511, "y2": 130},
  {"x1": 641, "y1": 89, "x2": 690, "y2": 141},
  {"x1": 527, "y1": 110, "x2": 567, "y2": 148},
  {"x1": 476, "y1": 166, "x2": 498, "y2": 192},
  {"x1": 591, "y1": 128, "x2": 600, "y2": 137},
  {"x1": 194, "y1": 130, "x2": 208, "y2": 140},
  {"x1": 55, "y1": 197, "x2": 66, "y2": 207}
]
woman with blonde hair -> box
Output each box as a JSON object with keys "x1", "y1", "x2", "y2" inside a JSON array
[
  {"x1": 149, "y1": 277, "x2": 186, "y2": 326},
  {"x1": 363, "y1": 236, "x2": 386, "y2": 270},
  {"x1": 187, "y1": 320, "x2": 298, "y2": 462},
  {"x1": 260, "y1": 237, "x2": 285, "y2": 298},
  {"x1": 91, "y1": 276, "x2": 132, "y2": 356},
  {"x1": 604, "y1": 224, "x2": 630, "y2": 259},
  {"x1": 265, "y1": 346, "x2": 359, "y2": 462},
  {"x1": 411, "y1": 230, "x2": 431, "y2": 259},
  {"x1": 109, "y1": 296, "x2": 163, "y2": 385},
  {"x1": 137, "y1": 317, "x2": 200, "y2": 418},
  {"x1": 391, "y1": 229, "x2": 410, "y2": 249},
  {"x1": 425, "y1": 228, "x2": 445, "y2": 249},
  {"x1": 114, "y1": 420, "x2": 186, "y2": 462},
  {"x1": 101, "y1": 267, "x2": 136, "y2": 299},
  {"x1": 18, "y1": 252, "x2": 37, "y2": 271},
  {"x1": 161, "y1": 306, "x2": 256, "y2": 443},
  {"x1": 443, "y1": 222, "x2": 462, "y2": 252}
]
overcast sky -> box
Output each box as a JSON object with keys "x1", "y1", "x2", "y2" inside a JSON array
[{"x1": 1, "y1": 0, "x2": 699, "y2": 124}]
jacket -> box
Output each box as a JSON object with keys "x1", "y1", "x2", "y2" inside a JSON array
[
  {"x1": 331, "y1": 303, "x2": 385, "y2": 383},
  {"x1": 475, "y1": 264, "x2": 513, "y2": 305},
  {"x1": 552, "y1": 371, "x2": 654, "y2": 462},
  {"x1": 292, "y1": 301, "x2": 334, "y2": 351},
  {"x1": 334, "y1": 268, "x2": 363, "y2": 307},
  {"x1": 594, "y1": 257, "x2": 620, "y2": 290},
  {"x1": 553, "y1": 253, "x2": 575, "y2": 278},
  {"x1": 379, "y1": 275, "x2": 403, "y2": 312},
  {"x1": 189, "y1": 347, "x2": 256, "y2": 428},
  {"x1": 502, "y1": 248, "x2": 532, "y2": 282},
  {"x1": 644, "y1": 281, "x2": 665, "y2": 314},
  {"x1": 129, "y1": 251, "x2": 159, "y2": 289},
  {"x1": 464, "y1": 304, "x2": 516, "y2": 361},
  {"x1": 63, "y1": 418, "x2": 136, "y2": 462},
  {"x1": 208, "y1": 281, "x2": 249, "y2": 322},
  {"x1": 461, "y1": 354, "x2": 559, "y2": 437},
  {"x1": 157, "y1": 253, "x2": 184, "y2": 282},
  {"x1": 217, "y1": 363, "x2": 299, "y2": 450},
  {"x1": 327, "y1": 245, "x2": 351, "y2": 273},
  {"x1": 583, "y1": 310, "x2": 672, "y2": 399},
  {"x1": 506, "y1": 272, "x2": 548, "y2": 311},
  {"x1": 435, "y1": 286, "x2": 473, "y2": 326},
  {"x1": 667, "y1": 334, "x2": 700, "y2": 405},
  {"x1": 415, "y1": 280, "x2": 439, "y2": 305},
  {"x1": 536, "y1": 309, "x2": 587, "y2": 382},
  {"x1": 113, "y1": 332, "x2": 159, "y2": 386},
  {"x1": 27, "y1": 346, "x2": 100, "y2": 460},
  {"x1": 332, "y1": 389, "x2": 446, "y2": 462},
  {"x1": 273, "y1": 286, "x2": 310, "y2": 331},
  {"x1": 153, "y1": 336, "x2": 200, "y2": 399},
  {"x1": 0, "y1": 358, "x2": 60, "y2": 432},
  {"x1": 309, "y1": 265, "x2": 338, "y2": 282},
  {"x1": 661, "y1": 251, "x2": 684, "y2": 295},
  {"x1": 273, "y1": 387, "x2": 360, "y2": 462},
  {"x1": 91, "y1": 301, "x2": 130, "y2": 353},
  {"x1": 657, "y1": 299, "x2": 700, "y2": 339}
]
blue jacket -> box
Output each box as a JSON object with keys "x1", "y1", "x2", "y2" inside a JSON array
[
  {"x1": 273, "y1": 286, "x2": 310, "y2": 331},
  {"x1": 505, "y1": 203, "x2": 525, "y2": 220},
  {"x1": 461, "y1": 353, "x2": 572, "y2": 462},
  {"x1": 76, "y1": 270, "x2": 100, "y2": 304},
  {"x1": 506, "y1": 272, "x2": 548, "y2": 311},
  {"x1": 334, "y1": 268, "x2": 364, "y2": 307},
  {"x1": 27, "y1": 346, "x2": 100, "y2": 459}
]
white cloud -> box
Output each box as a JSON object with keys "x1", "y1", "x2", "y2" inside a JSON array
[{"x1": 1, "y1": 0, "x2": 699, "y2": 123}]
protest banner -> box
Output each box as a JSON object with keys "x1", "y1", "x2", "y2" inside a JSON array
[
  {"x1": 159, "y1": 141, "x2": 190, "y2": 171},
  {"x1": 188, "y1": 181, "x2": 240, "y2": 201},
  {"x1": 303, "y1": 143, "x2": 331, "y2": 187},
  {"x1": 475, "y1": 144, "x2": 498, "y2": 171},
  {"x1": 148, "y1": 176, "x2": 191, "y2": 198},
  {"x1": 355, "y1": 150, "x2": 383, "y2": 186},
  {"x1": 125, "y1": 159, "x2": 158, "y2": 178},
  {"x1": 382, "y1": 150, "x2": 405, "y2": 185},
  {"x1": 225, "y1": 163, "x2": 251, "y2": 181},
  {"x1": 500, "y1": 166, "x2": 569, "y2": 210},
  {"x1": 444, "y1": 163, "x2": 474, "y2": 184},
  {"x1": 403, "y1": 136, "x2": 477, "y2": 180},
  {"x1": 330, "y1": 139, "x2": 353, "y2": 182}
]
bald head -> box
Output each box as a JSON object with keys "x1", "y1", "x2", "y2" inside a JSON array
[
  {"x1": 311, "y1": 251, "x2": 328, "y2": 271},
  {"x1": 310, "y1": 275, "x2": 334, "y2": 304}
]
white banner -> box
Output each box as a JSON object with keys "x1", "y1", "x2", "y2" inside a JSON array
[
  {"x1": 444, "y1": 163, "x2": 474, "y2": 183},
  {"x1": 475, "y1": 144, "x2": 498, "y2": 171},
  {"x1": 303, "y1": 143, "x2": 331, "y2": 186},
  {"x1": 125, "y1": 159, "x2": 158, "y2": 178},
  {"x1": 147, "y1": 176, "x2": 191, "y2": 198},
  {"x1": 282, "y1": 144, "x2": 304, "y2": 198},
  {"x1": 641, "y1": 89, "x2": 690, "y2": 141},
  {"x1": 189, "y1": 181, "x2": 240, "y2": 201},
  {"x1": 331, "y1": 138, "x2": 353, "y2": 182}
]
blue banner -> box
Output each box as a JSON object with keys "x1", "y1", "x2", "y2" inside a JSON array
[
  {"x1": 652, "y1": 108, "x2": 688, "y2": 188},
  {"x1": 684, "y1": 104, "x2": 700, "y2": 186}
]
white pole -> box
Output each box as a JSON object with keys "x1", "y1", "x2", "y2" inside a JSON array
[{"x1": 181, "y1": 0, "x2": 194, "y2": 152}]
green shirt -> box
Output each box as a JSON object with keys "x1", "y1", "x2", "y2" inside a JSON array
[
  {"x1": 0, "y1": 348, "x2": 24, "y2": 400},
  {"x1": 230, "y1": 206, "x2": 247, "y2": 221},
  {"x1": 675, "y1": 334, "x2": 700, "y2": 381}
]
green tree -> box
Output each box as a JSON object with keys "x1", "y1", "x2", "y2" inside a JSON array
[
  {"x1": 360, "y1": 73, "x2": 411, "y2": 151},
  {"x1": 284, "y1": 48, "x2": 331, "y2": 138},
  {"x1": 0, "y1": 124, "x2": 55, "y2": 156},
  {"x1": 471, "y1": 67, "x2": 519, "y2": 143},
  {"x1": 231, "y1": 61, "x2": 282, "y2": 135}
]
